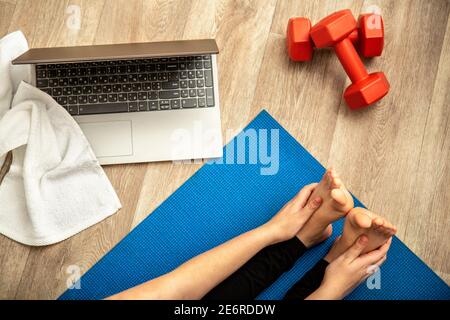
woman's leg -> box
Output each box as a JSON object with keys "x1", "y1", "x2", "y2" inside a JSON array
[
  {"x1": 283, "y1": 259, "x2": 329, "y2": 300},
  {"x1": 203, "y1": 237, "x2": 308, "y2": 300}
]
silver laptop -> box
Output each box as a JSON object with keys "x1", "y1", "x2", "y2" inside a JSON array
[{"x1": 13, "y1": 39, "x2": 223, "y2": 165}]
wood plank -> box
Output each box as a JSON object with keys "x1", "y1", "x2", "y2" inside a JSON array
[
  {"x1": 404, "y1": 12, "x2": 450, "y2": 284},
  {"x1": 0, "y1": 0, "x2": 15, "y2": 37}
]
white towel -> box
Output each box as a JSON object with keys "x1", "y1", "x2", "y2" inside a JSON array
[{"x1": 0, "y1": 31, "x2": 122, "y2": 246}]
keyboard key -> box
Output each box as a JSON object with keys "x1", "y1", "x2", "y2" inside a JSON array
[
  {"x1": 159, "y1": 100, "x2": 170, "y2": 110},
  {"x1": 159, "y1": 90, "x2": 180, "y2": 99},
  {"x1": 56, "y1": 96, "x2": 68, "y2": 106},
  {"x1": 74, "y1": 86, "x2": 83, "y2": 95},
  {"x1": 128, "y1": 92, "x2": 137, "y2": 101},
  {"x1": 152, "y1": 82, "x2": 161, "y2": 90},
  {"x1": 137, "y1": 74, "x2": 148, "y2": 82},
  {"x1": 196, "y1": 70, "x2": 203, "y2": 78},
  {"x1": 131, "y1": 83, "x2": 142, "y2": 91},
  {"x1": 168, "y1": 72, "x2": 179, "y2": 80},
  {"x1": 181, "y1": 90, "x2": 189, "y2": 98},
  {"x1": 138, "y1": 92, "x2": 148, "y2": 100},
  {"x1": 49, "y1": 79, "x2": 58, "y2": 87},
  {"x1": 108, "y1": 94, "x2": 118, "y2": 102},
  {"x1": 79, "y1": 103, "x2": 129, "y2": 115},
  {"x1": 82, "y1": 86, "x2": 93, "y2": 94},
  {"x1": 197, "y1": 88, "x2": 205, "y2": 97},
  {"x1": 181, "y1": 98, "x2": 197, "y2": 108},
  {"x1": 188, "y1": 71, "x2": 196, "y2": 79},
  {"x1": 180, "y1": 71, "x2": 188, "y2": 79},
  {"x1": 198, "y1": 98, "x2": 206, "y2": 107},
  {"x1": 37, "y1": 70, "x2": 47, "y2": 78},
  {"x1": 88, "y1": 95, "x2": 98, "y2": 104},
  {"x1": 148, "y1": 92, "x2": 158, "y2": 100},
  {"x1": 180, "y1": 80, "x2": 188, "y2": 89},
  {"x1": 52, "y1": 88, "x2": 63, "y2": 96},
  {"x1": 58, "y1": 78, "x2": 69, "y2": 87},
  {"x1": 129, "y1": 102, "x2": 138, "y2": 112},
  {"x1": 98, "y1": 94, "x2": 107, "y2": 103},
  {"x1": 143, "y1": 82, "x2": 152, "y2": 90},
  {"x1": 149, "y1": 101, "x2": 158, "y2": 110},
  {"x1": 37, "y1": 79, "x2": 48, "y2": 88},
  {"x1": 195, "y1": 61, "x2": 203, "y2": 69},
  {"x1": 123, "y1": 84, "x2": 132, "y2": 92},
  {"x1": 197, "y1": 79, "x2": 204, "y2": 87},
  {"x1": 78, "y1": 95, "x2": 88, "y2": 104},
  {"x1": 68, "y1": 96, "x2": 78, "y2": 104},
  {"x1": 138, "y1": 101, "x2": 148, "y2": 111},
  {"x1": 158, "y1": 73, "x2": 168, "y2": 81},
  {"x1": 203, "y1": 61, "x2": 211, "y2": 69},
  {"x1": 166, "y1": 63, "x2": 178, "y2": 71},
  {"x1": 189, "y1": 89, "x2": 197, "y2": 97},
  {"x1": 128, "y1": 74, "x2": 138, "y2": 82},
  {"x1": 204, "y1": 70, "x2": 213, "y2": 87},
  {"x1": 171, "y1": 100, "x2": 181, "y2": 109},
  {"x1": 206, "y1": 88, "x2": 214, "y2": 107},
  {"x1": 63, "y1": 87, "x2": 73, "y2": 95},
  {"x1": 118, "y1": 93, "x2": 127, "y2": 101},
  {"x1": 188, "y1": 80, "x2": 196, "y2": 88},
  {"x1": 93, "y1": 85, "x2": 102, "y2": 94},
  {"x1": 162, "y1": 81, "x2": 179, "y2": 90},
  {"x1": 102, "y1": 85, "x2": 112, "y2": 93},
  {"x1": 113, "y1": 84, "x2": 122, "y2": 92},
  {"x1": 68, "y1": 105, "x2": 79, "y2": 115}
]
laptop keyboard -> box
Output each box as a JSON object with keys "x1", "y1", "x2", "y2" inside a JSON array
[{"x1": 35, "y1": 55, "x2": 215, "y2": 116}]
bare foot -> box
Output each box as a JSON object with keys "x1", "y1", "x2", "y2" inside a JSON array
[
  {"x1": 325, "y1": 207, "x2": 397, "y2": 262},
  {"x1": 297, "y1": 168, "x2": 354, "y2": 248}
]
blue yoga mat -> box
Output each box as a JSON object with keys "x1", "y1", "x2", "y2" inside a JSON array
[{"x1": 60, "y1": 110, "x2": 449, "y2": 300}]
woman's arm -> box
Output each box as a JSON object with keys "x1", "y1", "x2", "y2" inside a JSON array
[{"x1": 108, "y1": 183, "x2": 322, "y2": 300}]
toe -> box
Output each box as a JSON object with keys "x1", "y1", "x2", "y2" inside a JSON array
[
  {"x1": 349, "y1": 208, "x2": 372, "y2": 229},
  {"x1": 331, "y1": 188, "x2": 348, "y2": 207},
  {"x1": 373, "y1": 217, "x2": 385, "y2": 229}
]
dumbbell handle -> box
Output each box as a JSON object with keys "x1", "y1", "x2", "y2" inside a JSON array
[{"x1": 334, "y1": 37, "x2": 368, "y2": 83}]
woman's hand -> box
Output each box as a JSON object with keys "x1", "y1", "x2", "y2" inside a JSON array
[
  {"x1": 260, "y1": 183, "x2": 322, "y2": 245},
  {"x1": 307, "y1": 235, "x2": 391, "y2": 300}
]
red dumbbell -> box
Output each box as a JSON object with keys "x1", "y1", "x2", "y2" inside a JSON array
[
  {"x1": 310, "y1": 10, "x2": 389, "y2": 109},
  {"x1": 287, "y1": 12, "x2": 384, "y2": 61}
]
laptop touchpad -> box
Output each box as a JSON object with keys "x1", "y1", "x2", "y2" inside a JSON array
[{"x1": 78, "y1": 120, "x2": 133, "y2": 158}]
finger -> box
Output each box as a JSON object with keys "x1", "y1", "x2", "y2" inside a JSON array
[
  {"x1": 375, "y1": 255, "x2": 387, "y2": 267},
  {"x1": 358, "y1": 238, "x2": 392, "y2": 266},
  {"x1": 343, "y1": 235, "x2": 368, "y2": 261},
  {"x1": 292, "y1": 183, "x2": 318, "y2": 209},
  {"x1": 365, "y1": 255, "x2": 386, "y2": 276}
]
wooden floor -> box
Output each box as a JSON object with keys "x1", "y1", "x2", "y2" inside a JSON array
[{"x1": 0, "y1": 0, "x2": 449, "y2": 299}]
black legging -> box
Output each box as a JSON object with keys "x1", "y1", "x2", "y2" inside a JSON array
[{"x1": 202, "y1": 237, "x2": 328, "y2": 300}]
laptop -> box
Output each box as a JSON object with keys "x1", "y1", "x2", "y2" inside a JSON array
[{"x1": 12, "y1": 39, "x2": 223, "y2": 165}]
